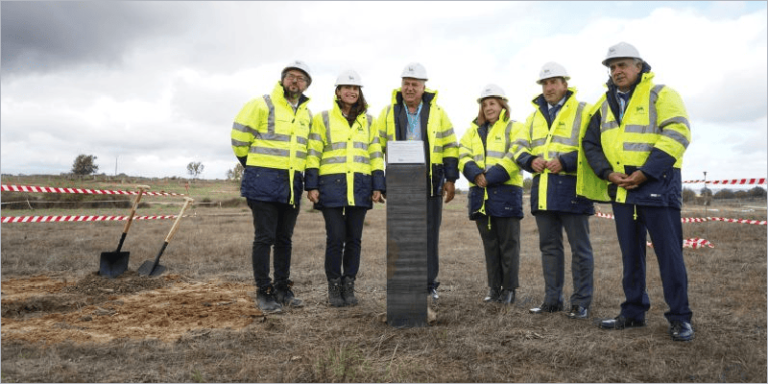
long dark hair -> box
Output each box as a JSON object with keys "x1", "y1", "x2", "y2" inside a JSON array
[
  {"x1": 476, "y1": 97, "x2": 510, "y2": 126},
  {"x1": 336, "y1": 86, "x2": 368, "y2": 125}
]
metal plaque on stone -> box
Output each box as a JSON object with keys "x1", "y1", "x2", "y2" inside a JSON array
[{"x1": 386, "y1": 141, "x2": 427, "y2": 328}]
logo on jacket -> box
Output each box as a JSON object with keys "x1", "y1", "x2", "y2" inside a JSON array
[{"x1": 636, "y1": 106, "x2": 645, "y2": 113}]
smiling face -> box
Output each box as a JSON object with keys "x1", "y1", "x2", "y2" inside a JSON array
[
  {"x1": 401, "y1": 78, "x2": 425, "y2": 108},
  {"x1": 608, "y1": 58, "x2": 642, "y2": 92},
  {"x1": 481, "y1": 98, "x2": 504, "y2": 125},
  {"x1": 540, "y1": 77, "x2": 568, "y2": 106},
  {"x1": 335, "y1": 85, "x2": 360, "y2": 108}
]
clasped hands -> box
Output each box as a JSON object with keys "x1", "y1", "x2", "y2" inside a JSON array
[
  {"x1": 307, "y1": 190, "x2": 385, "y2": 204},
  {"x1": 608, "y1": 170, "x2": 647, "y2": 190},
  {"x1": 531, "y1": 157, "x2": 562, "y2": 174}
]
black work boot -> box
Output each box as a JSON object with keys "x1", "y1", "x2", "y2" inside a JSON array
[
  {"x1": 275, "y1": 280, "x2": 304, "y2": 308},
  {"x1": 498, "y1": 289, "x2": 516, "y2": 305},
  {"x1": 341, "y1": 276, "x2": 358, "y2": 306},
  {"x1": 256, "y1": 285, "x2": 282, "y2": 313},
  {"x1": 484, "y1": 287, "x2": 501, "y2": 303},
  {"x1": 328, "y1": 278, "x2": 345, "y2": 307}
]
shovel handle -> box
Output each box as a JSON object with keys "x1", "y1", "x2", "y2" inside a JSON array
[
  {"x1": 164, "y1": 197, "x2": 195, "y2": 243},
  {"x1": 122, "y1": 185, "x2": 151, "y2": 234}
]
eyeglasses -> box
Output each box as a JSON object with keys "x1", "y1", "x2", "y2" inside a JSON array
[{"x1": 285, "y1": 73, "x2": 308, "y2": 84}]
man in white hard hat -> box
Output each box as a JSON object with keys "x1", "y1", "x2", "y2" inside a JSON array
[
  {"x1": 581, "y1": 42, "x2": 694, "y2": 341},
  {"x1": 231, "y1": 60, "x2": 313, "y2": 313},
  {"x1": 377, "y1": 62, "x2": 460, "y2": 303},
  {"x1": 513, "y1": 62, "x2": 596, "y2": 319}
]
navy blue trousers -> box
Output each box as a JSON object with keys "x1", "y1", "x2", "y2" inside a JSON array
[
  {"x1": 247, "y1": 199, "x2": 300, "y2": 289},
  {"x1": 612, "y1": 203, "x2": 692, "y2": 323},
  {"x1": 322, "y1": 206, "x2": 367, "y2": 281}
]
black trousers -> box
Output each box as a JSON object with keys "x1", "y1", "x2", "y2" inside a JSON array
[
  {"x1": 322, "y1": 206, "x2": 368, "y2": 281},
  {"x1": 427, "y1": 195, "x2": 443, "y2": 289},
  {"x1": 475, "y1": 216, "x2": 521, "y2": 290},
  {"x1": 247, "y1": 199, "x2": 300, "y2": 289}
]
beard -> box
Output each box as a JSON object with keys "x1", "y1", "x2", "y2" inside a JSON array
[{"x1": 282, "y1": 84, "x2": 302, "y2": 101}]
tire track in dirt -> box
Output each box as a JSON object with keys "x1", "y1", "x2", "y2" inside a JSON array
[{"x1": 2, "y1": 275, "x2": 264, "y2": 344}]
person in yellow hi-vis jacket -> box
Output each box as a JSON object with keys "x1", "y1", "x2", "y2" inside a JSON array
[
  {"x1": 231, "y1": 60, "x2": 313, "y2": 313},
  {"x1": 305, "y1": 70, "x2": 385, "y2": 308},
  {"x1": 377, "y1": 63, "x2": 459, "y2": 303},
  {"x1": 513, "y1": 62, "x2": 595, "y2": 320},
  {"x1": 582, "y1": 42, "x2": 694, "y2": 342},
  {"x1": 459, "y1": 84, "x2": 525, "y2": 306}
]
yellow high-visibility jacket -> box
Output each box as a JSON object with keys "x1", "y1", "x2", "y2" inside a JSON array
[
  {"x1": 377, "y1": 88, "x2": 459, "y2": 196},
  {"x1": 513, "y1": 89, "x2": 596, "y2": 214},
  {"x1": 305, "y1": 99, "x2": 385, "y2": 209},
  {"x1": 459, "y1": 110, "x2": 524, "y2": 219},
  {"x1": 580, "y1": 71, "x2": 691, "y2": 208},
  {"x1": 231, "y1": 82, "x2": 312, "y2": 205}
]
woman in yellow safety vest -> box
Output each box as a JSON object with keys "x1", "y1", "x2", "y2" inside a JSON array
[
  {"x1": 305, "y1": 69, "x2": 385, "y2": 307},
  {"x1": 458, "y1": 84, "x2": 525, "y2": 306}
]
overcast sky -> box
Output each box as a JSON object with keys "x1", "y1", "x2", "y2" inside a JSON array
[{"x1": 2, "y1": 1, "x2": 766, "y2": 190}]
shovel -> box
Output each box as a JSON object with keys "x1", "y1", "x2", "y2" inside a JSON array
[
  {"x1": 99, "y1": 185, "x2": 150, "y2": 278},
  {"x1": 137, "y1": 197, "x2": 195, "y2": 277}
]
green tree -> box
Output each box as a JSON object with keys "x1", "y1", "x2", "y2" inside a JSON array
[
  {"x1": 714, "y1": 189, "x2": 734, "y2": 200},
  {"x1": 748, "y1": 186, "x2": 767, "y2": 198},
  {"x1": 682, "y1": 187, "x2": 696, "y2": 203},
  {"x1": 523, "y1": 177, "x2": 533, "y2": 193},
  {"x1": 71, "y1": 154, "x2": 99, "y2": 176},
  {"x1": 187, "y1": 161, "x2": 205, "y2": 181},
  {"x1": 226, "y1": 163, "x2": 244, "y2": 182}
]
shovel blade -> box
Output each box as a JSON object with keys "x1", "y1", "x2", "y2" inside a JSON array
[
  {"x1": 137, "y1": 260, "x2": 166, "y2": 277},
  {"x1": 99, "y1": 251, "x2": 130, "y2": 278}
]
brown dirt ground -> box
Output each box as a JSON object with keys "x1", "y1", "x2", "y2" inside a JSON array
[
  {"x1": 1, "y1": 192, "x2": 766, "y2": 382},
  {"x1": 2, "y1": 273, "x2": 263, "y2": 344}
]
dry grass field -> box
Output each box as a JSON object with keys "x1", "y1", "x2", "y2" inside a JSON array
[{"x1": 1, "y1": 177, "x2": 766, "y2": 382}]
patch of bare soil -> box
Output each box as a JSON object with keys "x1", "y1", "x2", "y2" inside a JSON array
[{"x1": 2, "y1": 276, "x2": 264, "y2": 344}]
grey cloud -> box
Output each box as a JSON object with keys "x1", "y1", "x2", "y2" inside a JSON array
[{"x1": 1, "y1": 2, "x2": 189, "y2": 76}]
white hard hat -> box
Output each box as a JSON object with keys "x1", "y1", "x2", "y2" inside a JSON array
[
  {"x1": 537, "y1": 62, "x2": 570, "y2": 84},
  {"x1": 401, "y1": 62, "x2": 428, "y2": 80},
  {"x1": 602, "y1": 42, "x2": 643, "y2": 67},
  {"x1": 282, "y1": 60, "x2": 312, "y2": 85},
  {"x1": 476, "y1": 83, "x2": 508, "y2": 103},
  {"x1": 334, "y1": 69, "x2": 364, "y2": 87}
]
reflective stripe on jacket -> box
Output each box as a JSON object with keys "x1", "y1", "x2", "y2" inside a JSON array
[
  {"x1": 514, "y1": 89, "x2": 595, "y2": 214},
  {"x1": 231, "y1": 82, "x2": 312, "y2": 205},
  {"x1": 377, "y1": 88, "x2": 459, "y2": 196},
  {"x1": 459, "y1": 110, "x2": 524, "y2": 219},
  {"x1": 580, "y1": 69, "x2": 690, "y2": 208},
  {"x1": 305, "y1": 100, "x2": 385, "y2": 209}
]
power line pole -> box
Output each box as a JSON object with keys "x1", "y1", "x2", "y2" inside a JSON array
[{"x1": 115, "y1": 156, "x2": 118, "y2": 176}]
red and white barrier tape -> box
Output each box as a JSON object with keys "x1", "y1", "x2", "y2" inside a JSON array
[
  {"x1": 1, "y1": 215, "x2": 192, "y2": 223},
  {"x1": 594, "y1": 213, "x2": 765, "y2": 225},
  {"x1": 646, "y1": 238, "x2": 713, "y2": 249},
  {"x1": 683, "y1": 178, "x2": 766, "y2": 185},
  {"x1": 1, "y1": 184, "x2": 186, "y2": 197},
  {"x1": 708, "y1": 217, "x2": 767, "y2": 225}
]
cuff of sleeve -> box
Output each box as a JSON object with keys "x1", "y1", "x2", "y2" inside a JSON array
[
  {"x1": 462, "y1": 162, "x2": 483, "y2": 184},
  {"x1": 484, "y1": 165, "x2": 510, "y2": 186},
  {"x1": 304, "y1": 168, "x2": 319, "y2": 190},
  {"x1": 372, "y1": 170, "x2": 386, "y2": 192}
]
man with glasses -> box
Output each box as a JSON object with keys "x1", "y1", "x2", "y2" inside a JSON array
[
  {"x1": 377, "y1": 62, "x2": 459, "y2": 303},
  {"x1": 231, "y1": 60, "x2": 314, "y2": 312},
  {"x1": 581, "y1": 42, "x2": 694, "y2": 341}
]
